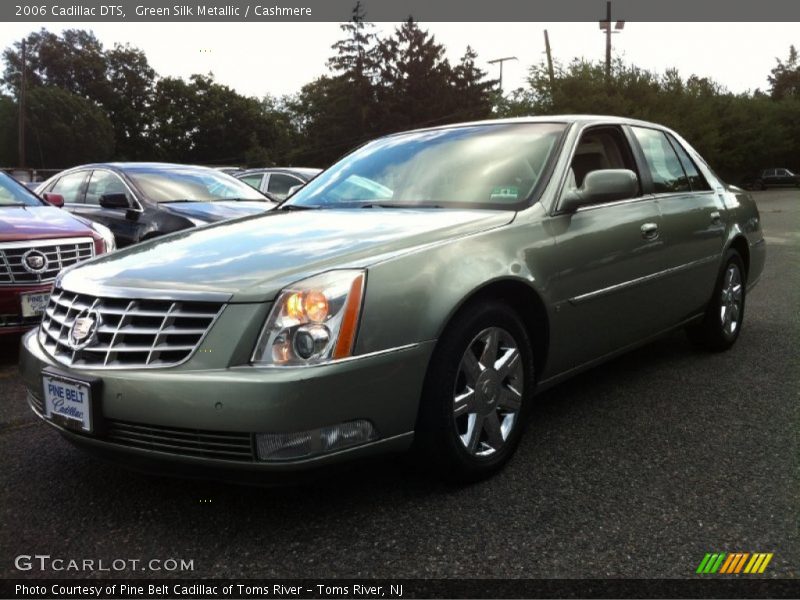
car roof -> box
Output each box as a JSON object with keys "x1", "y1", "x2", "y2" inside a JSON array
[
  {"x1": 398, "y1": 114, "x2": 671, "y2": 136},
  {"x1": 71, "y1": 162, "x2": 223, "y2": 172},
  {"x1": 236, "y1": 167, "x2": 321, "y2": 179}
]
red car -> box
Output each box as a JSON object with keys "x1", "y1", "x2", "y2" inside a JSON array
[{"x1": 1, "y1": 172, "x2": 114, "y2": 335}]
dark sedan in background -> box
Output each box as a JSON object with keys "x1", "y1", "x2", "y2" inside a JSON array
[
  {"x1": 235, "y1": 167, "x2": 321, "y2": 200},
  {"x1": 0, "y1": 172, "x2": 110, "y2": 334},
  {"x1": 740, "y1": 168, "x2": 799, "y2": 190},
  {"x1": 36, "y1": 163, "x2": 276, "y2": 248}
]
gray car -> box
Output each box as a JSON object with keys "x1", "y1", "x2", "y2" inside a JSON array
[
  {"x1": 19, "y1": 116, "x2": 765, "y2": 483},
  {"x1": 235, "y1": 167, "x2": 322, "y2": 200}
]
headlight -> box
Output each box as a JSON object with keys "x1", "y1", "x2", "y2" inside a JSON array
[
  {"x1": 251, "y1": 270, "x2": 365, "y2": 366},
  {"x1": 89, "y1": 221, "x2": 116, "y2": 253}
]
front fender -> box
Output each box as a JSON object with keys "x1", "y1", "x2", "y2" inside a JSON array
[{"x1": 354, "y1": 215, "x2": 554, "y2": 355}]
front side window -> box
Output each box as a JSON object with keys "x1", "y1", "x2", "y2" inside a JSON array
[
  {"x1": 267, "y1": 174, "x2": 303, "y2": 200},
  {"x1": 50, "y1": 171, "x2": 89, "y2": 204},
  {"x1": 287, "y1": 123, "x2": 568, "y2": 210},
  {"x1": 631, "y1": 127, "x2": 690, "y2": 194},
  {"x1": 85, "y1": 170, "x2": 132, "y2": 206}
]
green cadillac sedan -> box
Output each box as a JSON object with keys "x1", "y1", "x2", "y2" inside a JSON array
[{"x1": 19, "y1": 116, "x2": 765, "y2": 482}]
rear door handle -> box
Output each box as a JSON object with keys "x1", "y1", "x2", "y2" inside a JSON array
[
  {"x1": 641, "y1": 222, "x2": 659, "y2": 240},
  {"x1": 710, "y1": 211, "x2": 722, "y2": 224}
]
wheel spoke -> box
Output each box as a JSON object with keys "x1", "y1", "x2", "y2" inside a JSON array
[
  {"x1": 495, "y1": 348, "x2": 520, "y2": 379},
  {"x1": 453, "y1": 388, "x2": 475, "y2": 418},
  {"x1": 461, "y1": 350, "x2": 482, "y2": 384},
  {"x1": 483, "y1": 412, "x2": 504, "y2": 449},
  {"x1": 479, "y1": 329, "x2": 499, "y2": 368},
  {"x1": 465, "y1": 414, "x2": 483, "y2": 453}
]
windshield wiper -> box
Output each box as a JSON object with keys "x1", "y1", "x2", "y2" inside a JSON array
[
  {"x1": 277, "y1": 204, "x2": 317, "y2": 211},
  {"x1": 359, "y1": 202, "x2": 443, "y2": 209}
]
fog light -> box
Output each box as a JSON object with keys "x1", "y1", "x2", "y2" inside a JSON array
[
  {"x1": 255, "y1": 420, "x2": 378, "y2": 462},
  {"x1": 293, "y1": 324, "x2": 330, "y2": 360}
]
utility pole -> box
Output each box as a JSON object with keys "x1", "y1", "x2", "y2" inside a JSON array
[
  {"x1": 487, "y1": 56, "x2": 518, "y2": 94},
  {"x1": 18, "y1": 38, "x2": 26, "y2": 169},
  {"x1": 599, "y1": 1, "x2": 625, "y2": 80},
  {"x1": 544, "y1": 29, "x2": 555, "y2": 89}
]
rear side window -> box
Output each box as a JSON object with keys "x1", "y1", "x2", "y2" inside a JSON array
[
  {"x1": 50, "y1": 171, "x2": 89, "y2": 204},
  {"x1": 666, "y1": 135, "x2": 711, "y2": 191},
  {"x1": 631, "y1": 127, "x2": 690, "y2": 194}
]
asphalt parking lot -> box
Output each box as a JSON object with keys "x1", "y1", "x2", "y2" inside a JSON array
[{"x1": 1, "y1": 189, "x2": 798, "y2": 580}]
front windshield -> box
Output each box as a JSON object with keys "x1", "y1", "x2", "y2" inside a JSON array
[
  {"x1": 287, "y1": 123, "x2": 567, "y2": 210},
  {"x1": 0, "y1": 173, "x2": 43, "y2": 207},
  {"x1": 126, "y1": 167, "x2": 269, "y2": 203}
]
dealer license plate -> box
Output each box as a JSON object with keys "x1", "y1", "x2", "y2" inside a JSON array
[
  {"x1": 21, "y1": 292, "x2": 49, "y2": 318},
  {"x1": 42, "y1": 374, "x2": 93, "y2": 433}
]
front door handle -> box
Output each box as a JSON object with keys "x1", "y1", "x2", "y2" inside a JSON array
[
  {"x1": 641, "y1": 222, "x2": 659, "y2": 240},
  {"x1": 710, "y1": 211, "x2": 722, "y2": 224}
]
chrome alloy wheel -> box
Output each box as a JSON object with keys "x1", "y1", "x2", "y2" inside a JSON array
[
  {"x1": 453, "y1": 327, "x2": 524, "y2": 457},
  {"x1": 720, "y1": 263, "x2": 743, "y2": 337}
]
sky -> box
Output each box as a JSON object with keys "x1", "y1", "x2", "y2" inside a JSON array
[{"x1": 0, "y1": 22, "x2": 796, "y2": 98}]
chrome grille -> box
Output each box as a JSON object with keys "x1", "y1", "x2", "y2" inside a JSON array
[
  {"x1": 0, "y1": 238, "x2": 95, "y2": 285},
  {"x1": 39, "y1": 286, "x2": 224, "y2": 368},
  {"x1": 106, "y1": 420, "x2": 255, "y2": 461}
]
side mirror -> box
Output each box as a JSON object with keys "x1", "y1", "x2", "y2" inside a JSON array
[
  {"x1": 42, "y1": 193, "x2": 65, "y2": 208},
  {"x1": 560, "y1": 169, "x2": 639, "y2": 212},
  {"x1": 99, "y1": 193, "x2": 130, "y2": 209},
  {"x1": 287, "y1": 184, "x2": 304, "y2": 197}
]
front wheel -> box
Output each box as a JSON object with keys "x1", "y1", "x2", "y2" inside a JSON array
[
  {"x1": 415, "y1": 302, "x2": 535, "y2": 482},
  {"x1": 687, "y1": 250, "x2": 746, "y2": 352}
]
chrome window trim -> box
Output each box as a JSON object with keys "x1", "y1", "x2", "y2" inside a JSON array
[
  {"x1": 569, "y1": 255, "x2": 719, "y2": 305},
  {"x1": 573, "y1": 194, "x2": 657, "y2": 213}
]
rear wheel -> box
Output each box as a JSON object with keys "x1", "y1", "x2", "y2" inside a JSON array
[
  {"x1": 687, "y1": 249, "x2": 746, "y2": 352},
  {"x1": 416, "y1": 302, "x2": 534, "y2": 482}
]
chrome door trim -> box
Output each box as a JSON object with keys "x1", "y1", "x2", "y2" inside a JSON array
[{"x1": 568, "y1": 255, "x2": 719, "y2": 305}]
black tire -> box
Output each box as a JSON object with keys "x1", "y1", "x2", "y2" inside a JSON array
[
  {"x1": 686, "y1": 249, "x2": 746, "y2": 352},
  {"x1": 415, "y1": 301, "x2": 535, "y2": 482}
]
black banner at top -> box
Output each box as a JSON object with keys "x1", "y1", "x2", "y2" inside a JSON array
[{"x1": 2, "y1": 0, "x2": 800, "y2": 22}]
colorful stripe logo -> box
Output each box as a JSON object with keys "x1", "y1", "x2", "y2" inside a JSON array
[{"x1": 696, "y1": 552, "x2": 774, "y2": 574}]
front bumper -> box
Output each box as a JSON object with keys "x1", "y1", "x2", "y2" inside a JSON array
[{"x1": 20, "y1": 329, "x2": 435, "y2": 478}]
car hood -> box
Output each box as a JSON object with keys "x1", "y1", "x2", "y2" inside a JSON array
[
  {"x1": 160, "y1": 200, "x2": 275, "y2": 223},
  {"x1": 0, "y1": 205, "x2": 94, "y2": 242},
  {"x1": 60, "y1": 208, "x2": 514, "y2": 302}
]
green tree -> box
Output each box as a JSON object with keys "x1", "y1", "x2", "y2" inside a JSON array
[
  {"x1": 768, "y1": 45, "x2": 800, "y2": 100},
  {"x1": 105, "y1": 43, "x2": 156, "y2": 159},
  {"x1": 23, "y1": 86, "x2": 114, "y2": 167},
  {"x1": 373, "y1": 18, "x2": 454, "y2": 132}
]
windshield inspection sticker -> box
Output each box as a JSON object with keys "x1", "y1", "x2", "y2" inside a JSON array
[{"x1": 490, "y1": 186, "x2": 519, "y2": 200}]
